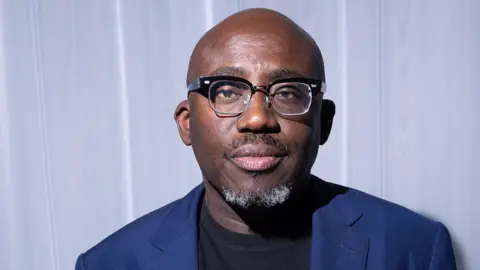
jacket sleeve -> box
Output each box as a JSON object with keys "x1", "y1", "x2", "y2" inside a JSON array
[
  {"x1": 75, "y1": 253, "x2": 87, "y2": 270},
  {"x1": 428, "y1": 222, "x2": 457, "y2": 270}
]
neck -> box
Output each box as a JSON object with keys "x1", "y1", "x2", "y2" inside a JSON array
[{"x1": 203, "y1": 178, "x2": 315, "y2": 238}]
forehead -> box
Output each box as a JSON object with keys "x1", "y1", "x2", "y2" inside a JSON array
[{"x1": 198, "y1": 32, "x2": 317, "y2": 80}]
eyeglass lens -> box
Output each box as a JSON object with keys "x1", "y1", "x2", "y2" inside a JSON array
[{"x1": 208, "y1": 80, "x2": 312, "y2": 115}]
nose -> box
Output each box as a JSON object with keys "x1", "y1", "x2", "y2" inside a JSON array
[{"x1": 236, "y1": 91, "x2": 280, "y2": 133}]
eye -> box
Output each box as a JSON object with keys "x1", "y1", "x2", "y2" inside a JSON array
[
  {"x1": 216, "y1": 88, "x2": 241, "y2": 99},
  {"x1": 210, "y1": 80, "x2": 250, "y2": 103},
  {"x1": 274, "y1": 88, "x2": 303, "y2": 100}
]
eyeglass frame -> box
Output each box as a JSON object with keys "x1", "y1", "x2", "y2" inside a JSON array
[{"x1": 187, "y1": 75, "x2": 327, "y2": 116}]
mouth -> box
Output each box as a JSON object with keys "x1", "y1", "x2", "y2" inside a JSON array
[
  {"x1": 228, "y1": 144, "x2": 287, "y2": 172},
  {"x1": 231, "y1": 156, "x2": 283, "y2": 172}
]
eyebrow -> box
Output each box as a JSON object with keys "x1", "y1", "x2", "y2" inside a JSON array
[
  {"x1": 208, "y1": 66, "x2": 305, "y2": 81},
  {"x1": 210, "y1": 66, "x2": 247, "y2": 77},
  {"x1": 268, "y1": 68, "x2": 305, "y2": 81}
]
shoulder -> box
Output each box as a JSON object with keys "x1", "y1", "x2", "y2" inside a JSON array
[
  {"x1": 76, "y1": 185, "x2": 203, "y2": 269},
  {"x1": 323, "y1": 181, "x2": 455, "y2": 267},
  {"x1": 315, "y1": 178, "x2": 439, "y2": 231},
  {"x1": 345, "y1": 186, "x2": 440, "y2": 233}
]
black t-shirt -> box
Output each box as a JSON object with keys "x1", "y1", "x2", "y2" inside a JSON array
[{"x1": 198, "y1": 202, "x2": 312, "y2": 270}]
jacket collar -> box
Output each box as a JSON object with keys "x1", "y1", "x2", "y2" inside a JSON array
[
  {"x1": 147, "y1": 179, "x2": 368, "y2": 270},
  {"x1": 310, "y1": 181, "x2": 369, "y2": 269},
  {"x1": 146, "y1": 185, "x2": 203, "y2": 269}
]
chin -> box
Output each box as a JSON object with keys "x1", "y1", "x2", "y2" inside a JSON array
[
  {"x1": 220, "y1": 175, "x2": 295, "y2": 210},
  {"x1": 213, "y1": 159, "x2": 302, "y2": 209}
]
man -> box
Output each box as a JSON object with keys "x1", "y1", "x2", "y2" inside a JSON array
[{"x1": 75, "y1": 8, "x2": 456, "y2": 270}]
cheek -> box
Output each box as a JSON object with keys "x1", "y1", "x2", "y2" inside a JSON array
[
  {"x1": 190, "y1": 113, "x2": 232, "y2": 151},
  {"x1": 278, "y1": 111, "x2": 316, "y2": 139},
  {"x1": 190, "y1": 95, "x2": 237, "y2": 144},
  {"x1": 278, "y1": 116, "x2": 318, "y2": 161},
  {"x1": 282, "y1": 123, "x2": 312, "y2": 151},
  {"x1": 190, "y1": 102, "x2": 218, "y2": 153},
  {"x1": 282, "y1": 102, "x2": 322, "y2": 144},
  {"x1": 189, "y1": 98, "x2": 235, "y2": 171}
]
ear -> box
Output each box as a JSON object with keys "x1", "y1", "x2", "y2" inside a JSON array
[
  {"x1": 174, "y1": 100, "x2": 191, "y2": 146},
  {"x1": 319, "y1": 99, "x2": 335, "y2": 145}
]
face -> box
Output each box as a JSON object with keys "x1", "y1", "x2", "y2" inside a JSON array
[{"x1": 176, "y1": 29, "x2": 331, "y2": 209}]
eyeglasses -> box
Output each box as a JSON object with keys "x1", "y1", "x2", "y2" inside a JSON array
[{"x1": 187, "y1": 76, "x2": 327, "y2": 116}]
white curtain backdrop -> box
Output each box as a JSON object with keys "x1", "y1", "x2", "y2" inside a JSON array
[{"x1": 0, "y1": 0, "x2": 478, "y2": 269}]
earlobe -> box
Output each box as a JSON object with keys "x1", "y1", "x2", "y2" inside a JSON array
[
  {"x1": 174, "y1": 100, "x2": 192, "y2": 146},
  {"x1": 320, "y1": 99, "x2": 335, "y2": 145}
]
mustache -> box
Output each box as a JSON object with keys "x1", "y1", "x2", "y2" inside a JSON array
[{"x1": 227, "y1": 134, "x2": 289, "y2": 153}]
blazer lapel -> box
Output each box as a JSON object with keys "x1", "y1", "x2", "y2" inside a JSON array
[
  {"x1": 310, "y1": 189, "x2": 369, "y2": 270},
  {"x1": 147, "y1": 229, "x2": 198, "y2": 270},
  {"x1": 146, "y1": 185, "x2": 204, "y2": 270}
]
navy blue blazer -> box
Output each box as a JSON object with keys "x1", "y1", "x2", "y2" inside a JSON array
[{"x1": 75, "y1": 179, "x2": 456, "y2": 269}]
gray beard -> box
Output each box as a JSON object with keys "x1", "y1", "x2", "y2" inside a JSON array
[{"x1": 221, "y1": 184, "x2": 292, "y2": 209}]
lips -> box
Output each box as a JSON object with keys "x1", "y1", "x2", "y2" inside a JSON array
[{"x1": 229, "y1": 144, "x2": 287, "y2": 172}]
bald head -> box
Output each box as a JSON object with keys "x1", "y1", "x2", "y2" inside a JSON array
[{"x1": 186, "y1": 8, "x2": 325, "y2": 84}]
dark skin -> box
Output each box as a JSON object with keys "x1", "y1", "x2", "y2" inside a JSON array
[{"x1": 175, "y1": 8, "x2": 335, "y2": 236}]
